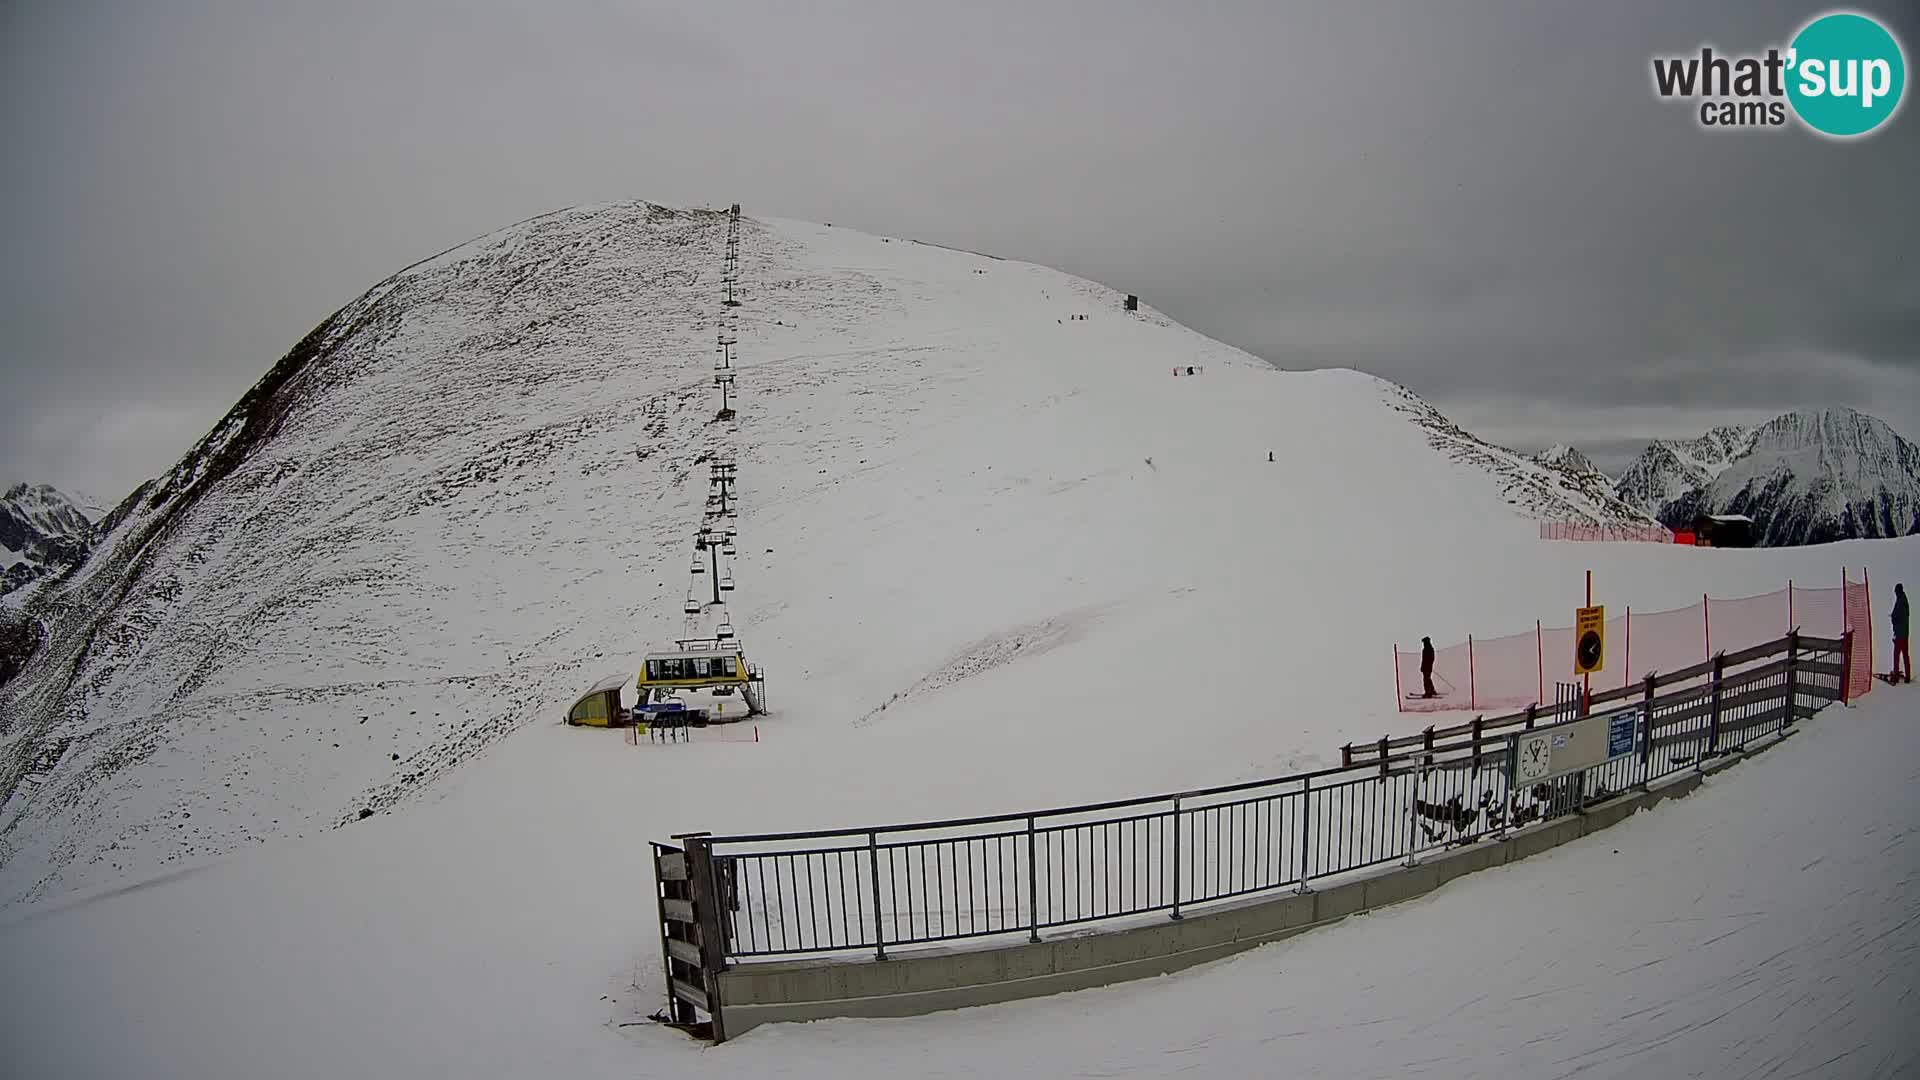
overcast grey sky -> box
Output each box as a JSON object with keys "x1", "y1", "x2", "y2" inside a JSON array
[{"x1": 4, "y1": 0, "x2": 1917, "y2": 502}]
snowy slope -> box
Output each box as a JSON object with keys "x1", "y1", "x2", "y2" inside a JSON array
[
  {"x1": 0, "y1": 199, "x2": 1914, "y2": 1076},
  {"x1": 1658, "y1": 408, "x2": 1920, "y2": 545},
  {"x1": 2, "y1": 203, "x2": 1913, "y2": 916},
  {"x1": 0, "y1": 604, "x2": 1913, "y2": 1079},
  {"x1": 1390, "y1": 391, "x2": 1656, "y2": 525},
  {"x1": 0, "y1": 200, "x2": 1686, "y2": 905},
  {"x1": 1528, "y1": 442, "x2": 1638, "y2": 517}
]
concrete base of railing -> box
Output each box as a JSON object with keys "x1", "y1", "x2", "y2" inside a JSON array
[{"x1": 714, "y1": 732, "x2": 1789, "y2": 1039}]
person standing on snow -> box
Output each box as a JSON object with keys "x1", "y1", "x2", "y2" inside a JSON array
[
  {"x1": 1420, "y1": 636, "x2": 1438, "y2": 698},
  {"x1": 1893, "y1": 583, "x2": 1911, "y2": 684}
]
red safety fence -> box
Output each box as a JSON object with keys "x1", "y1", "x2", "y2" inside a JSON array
[
  {"x1": 1396, "y1": 570, "x2": 1876, "y2": 712},
  {"x1": 1844, "y1": 573, "x2": 1875, "y2": 700},
  {"x1": 1539, "y1": 521, "x2": 1675, "y2": 543}
]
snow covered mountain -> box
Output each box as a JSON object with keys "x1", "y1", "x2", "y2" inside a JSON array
[
  {"x1": 0, "y1": 200, "x2": 1916, "y2": 1077},
  {"x1": 1534, "y1": 444, "x2": 1596, "y2": 474},
  {"x1": 0, "y1": 201, "x2": 1733, "y2": 905},
  {"x1": 1612, "y1": 425, "x2": 1760, "y2": 518},
  {"x1": 1613, "y1": 409, "x2": 1920, "y2": 546},
  {"x1": 0, "y1": 483, "x2": 103, "y2": 597},
  {"x1": 1388, "y1": 395, "x2": 1657, "y2": 526},
  {"x1": 1528, "y1": 443, "x2": 1642, "y2": 515}
]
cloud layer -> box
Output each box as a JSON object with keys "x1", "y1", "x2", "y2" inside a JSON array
[{"x1": 3, "y1": 0, "x2": 1915, "y2": 497}]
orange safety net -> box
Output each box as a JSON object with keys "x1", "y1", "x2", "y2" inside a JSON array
[
  {"x1": 1395, "y1": 573, "x2": 1872, "y2": 712},
  {"x1": 1843, "y1": 573, "x2": 1874, "y2": 700}
]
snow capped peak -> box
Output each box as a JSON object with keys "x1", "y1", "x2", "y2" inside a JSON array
[
  {"x1": 3, "y1": 482, "x2": 97, "y2": 525},
  {"x1": 1613, "y1": 407, "x2": 1920, "y2": 543},
  {"x1": 2, "y1": 483, "x2": 99, "y2": 596},
  {"x1": 1613, "y1": 424, "x2": 1757, "y2": 518},
  {"x1": 1534, "y1": 443, "x2": 1601, "y2": 477}
]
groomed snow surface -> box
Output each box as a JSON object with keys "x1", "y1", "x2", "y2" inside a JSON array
[
  {"x1": 1, "y1": 668, "x2": 1913, "y2": 1078},
  {"x1": 1, "y1": 205, "x2": 1917, "y2": 1076}
]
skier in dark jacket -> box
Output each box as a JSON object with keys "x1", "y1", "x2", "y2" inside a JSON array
[
  {"x1": 1893, "y1": 583, "x2": 1911, "y2": 684},
  {"x1": 1420, "y1": 636, "x2": 1437, "y2": 698}
]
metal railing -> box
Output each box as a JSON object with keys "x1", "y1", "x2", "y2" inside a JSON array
[{"x1": 656, "y1": 631, "x2": 1848, "y2": 968}]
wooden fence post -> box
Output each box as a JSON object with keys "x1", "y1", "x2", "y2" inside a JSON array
[
  {"x1": 682, "y1": 834, "x2": 730, "y2": 1042},
  {"x1": 1468, "y1": 635, "x2": 1477, "y2": 711},
  {"x1": 1782, "y1": 630, "x2": 1799, "y2": 730},
  {"x1": 1705, "y1": 652, "x2": 1725, "y2": 764},
  {"x1": 1639, "y1": 672, "x2": 1657, "y2": 786},
  {"x1": 1840, "y1": 628, "x2": 1854, "y2": 705}
]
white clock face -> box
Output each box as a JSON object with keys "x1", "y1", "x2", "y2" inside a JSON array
[{"x1": 1517, "y1": 735, "x2": 1551, "y2": 781}]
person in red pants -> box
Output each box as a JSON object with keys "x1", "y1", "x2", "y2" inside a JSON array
[{"x1": 1892, "y1": 583, "x2": 1911, "y2": 684}]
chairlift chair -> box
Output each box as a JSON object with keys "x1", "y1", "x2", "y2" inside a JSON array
[
  {"x1": 721, "y1": 540, "x2": 737, "y2": 556},
  {"x1": 682, "y1": 596, "x2": 701, "y2": 614},
  {"x1": 690, "y1": 557, "x2": 705, "y2": 574},
  {"x1": 715, "y1": 620, "x2": 736, "y2": 642},
  {"x1": 719, "y1": 574, "x2": 736, "y2": 593}
]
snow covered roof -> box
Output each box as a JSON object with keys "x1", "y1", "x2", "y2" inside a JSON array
[
  {"x1": 571, "y1": 672, "x2": 628, "y2": 707},
  {"x1": 1705, "y1": 513, "x2": 1755, "y2": 524}
]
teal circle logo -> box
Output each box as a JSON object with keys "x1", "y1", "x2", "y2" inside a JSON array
[{"x1": 1786, "y1": 11, "x2": 1906, "y2": 137}]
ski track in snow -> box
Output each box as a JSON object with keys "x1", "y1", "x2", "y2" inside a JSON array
[{"x1": 855, "y1": 606, "x2": 1101, "y2": 725}]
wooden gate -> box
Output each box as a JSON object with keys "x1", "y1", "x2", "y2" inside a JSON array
[{"x1": 651, "y1": 835, "x2": 730, "y2": 1042}]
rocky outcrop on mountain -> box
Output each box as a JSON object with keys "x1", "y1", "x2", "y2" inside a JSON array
[{"x1": 1384, "y1": 391, "x2": 1660, "y2": 526}]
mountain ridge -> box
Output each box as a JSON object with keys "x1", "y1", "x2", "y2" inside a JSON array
[{"x1": 0, "y1": 200, "x2": 1709, "y2": 905}]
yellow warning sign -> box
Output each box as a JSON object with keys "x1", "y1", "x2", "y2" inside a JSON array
[{"x1": 1574, "y1": 605, "x2": 1606, "y2": 675}]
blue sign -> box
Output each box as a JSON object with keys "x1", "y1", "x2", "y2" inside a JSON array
[{"x1": 1607, "y1": 710, "x2": 1637, "y2": 758}]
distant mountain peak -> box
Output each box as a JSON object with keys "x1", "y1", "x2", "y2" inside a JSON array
[
  {"x1": 2, "y1": 483, "x2": 99, "y2": 597},
  {"x1": 1534, "y1": 443, "x2": 1601, "y2": 477},
  {"x1": 1612, "y1": 407, "x2": 1920, "y2": 545}
]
